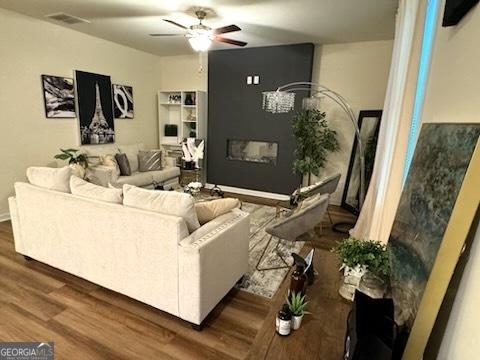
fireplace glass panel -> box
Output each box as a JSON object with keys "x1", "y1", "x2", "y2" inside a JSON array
[{"x1": 227, "y1": 140, "x2": 278, "y2": 165}]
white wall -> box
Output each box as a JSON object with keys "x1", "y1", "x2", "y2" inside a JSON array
[
  {"x1": 421, "y1": 1, "x2": 480, "y2": 358},
  {"x1": 158, "y1": 54, "x2": 207, "y2": 91},
  {"x1": 312, "y1": 40, "x2": 393, "y2": 204},
  {"x1": 0, "y1": 8, "x2": 162, "y2": 217}
]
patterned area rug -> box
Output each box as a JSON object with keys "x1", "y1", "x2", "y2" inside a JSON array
[{"x1": 235, "y1": 202, "x2": 304, "y2": 298}]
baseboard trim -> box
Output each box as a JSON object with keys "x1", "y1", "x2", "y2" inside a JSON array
[
  {"x1": 0, "y1": 212, "x2": 11, "y2": 222},
  {"x1": 205, "y1": 183, "x2": 290, "y2": 201}
]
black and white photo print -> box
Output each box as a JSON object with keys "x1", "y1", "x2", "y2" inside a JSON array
[
  {"x1": 75, "y1": 70, "x2": 115, "y2": 145},
  {"x1": 113, "y1": 84, "x2": 134, "y2": 119},
  {"x1": 41, "y1": 75, "x2": 75, "y2": 118}
]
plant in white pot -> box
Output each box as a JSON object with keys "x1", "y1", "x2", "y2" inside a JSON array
[
  {"x1": 332, "y1": 237, "x2": 390, "y2": 301},
  {"x1": 286, "y1": 291, "x2": 309, "y2": 330}
]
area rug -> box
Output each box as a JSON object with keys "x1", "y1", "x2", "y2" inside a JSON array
[{"x1": 235, "y1": 202, "x2": 304, "y2": 298}]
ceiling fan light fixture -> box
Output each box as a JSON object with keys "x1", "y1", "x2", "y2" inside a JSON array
[{"x1": 187, "y1": 30, "x2": 213, "y2": 52}]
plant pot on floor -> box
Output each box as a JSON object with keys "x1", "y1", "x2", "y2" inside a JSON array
[
  {"x1": 339, "y1": 265, "x2": 367, "y2": 301},
  {"x1": 291, "y1": 314, "x2": 304, "y2": 330}
]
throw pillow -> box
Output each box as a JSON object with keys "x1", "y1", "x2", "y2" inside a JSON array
[
  {"x1": 138, "y1": 150, "x2": 162, "y2": 172},
  {"x1": 117, "y1": 143, "x2": 144, "y2": 173},
  {"x1": 115, "y1": 153, "x2": 132, "y2": 176},
  {"x1": 195, "y1": 198, "x2": 241, "y2": 225},
  {"x1": 26, "y1": 166, "x2": 72, "y2": 193},
  {"x1": 70, "y1": 176, "x2": 123, "y2": 204},
  {"x1": 123, "y1": 184, "x2": 200, "y2": 233},
  {"x1": 102, "y1": 154, "x2": 121, "y2": 177}
]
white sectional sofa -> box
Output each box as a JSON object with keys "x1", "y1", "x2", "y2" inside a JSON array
[
  {"x1": 9, "y1": 181, "x2": 250, "y2": 327},
  {"x1": 82, "y1": 143, "x2": 180, "y2": 189}
]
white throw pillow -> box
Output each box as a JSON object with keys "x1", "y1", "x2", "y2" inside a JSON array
[
  {"x1": 123, "y1": 184, "x2": 200, "y2": 233},
  {"x1": 195, "y1": 198, "x2": 241, "y2": 225},
  {"x1": 118, "y1": 143, "x2": 144, "y2": 173},
  {"x1": 26, "y1": 166, "x2": 72, "y2": 193},
  {"x1": 70, "y1": 176, "x2": 123, "y2": 204}
]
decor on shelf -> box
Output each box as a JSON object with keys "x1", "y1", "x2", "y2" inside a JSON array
[
  {"x1": 332, "y1": 237, "x2": 390, "y2": 301},
  {"x1": 75, "y1": 70, "x2": 115, "y2": 145},
  {"x1": 184, "y1": 93, "x2": 194, "y2": 105},
  {"x1": 54, "y1": 148, "x2": 89, "y2": 178},
  {"x1": 41, "y1": 75, "x2": 75, "y2": 118},
  {"x1": 342, "y1": 110, "x2": 382, "y2": 215},
  {"x1": 389, "y1": 123, "x2": 480, "y2": 358},
  {"x1": 168, "y1": 94, "x2": 181, "y2": 104},
  {"x1": 185, "y1": 121, "x2": 197, "y2": 137},
  {"x1": 112, "y1": 84, "x2": 134, "y2": 119},
  {"x1": 292, "y1": 108, "x2": 339, "y2": 185},
  {"x1": 164, "y1": 124, "x2": 178, "y2": 137},
  {"x1": 286, "y1": 291, "x2": 309, "y2": 330},
  {"x1": 181, "y1": 138, "x2": 205, "y2": 169},
  {"x1": 262, "y1": 82, "x2": 366, "y2": 209}
]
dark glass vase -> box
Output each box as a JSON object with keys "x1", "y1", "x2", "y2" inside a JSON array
[{"x1": 184, "y1": 94, "x2": 194, "y2": 105}]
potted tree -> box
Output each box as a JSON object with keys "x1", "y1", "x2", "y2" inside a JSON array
[
  {"x1": 292, "y1": 109, "x2": 339, "y2": 185},
  {"x1": 332, "y1": 237, "x2": 390, "y2": 300},
  {"x1": 286, "y1": 291, "x2": 309, "y2": 330},
  {"x1": 54, "y1": 148, "x2": 89, "y2": 178}
]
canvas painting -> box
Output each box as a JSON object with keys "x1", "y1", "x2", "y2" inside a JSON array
[
  {"x1": 41, "y1": 75, "x2": 75, "y2": 118},
  {"x1": 389, "y1": 123, "x2": 480, "y2": 332},
  {"x1": 75, "y1": 70, "x2": 115, "y2": 145},
  {"x1": 113, "y1": 84, "x2": 134, "y2": 119}
]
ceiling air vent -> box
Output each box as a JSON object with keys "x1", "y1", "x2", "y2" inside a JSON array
[{"x1": 45, "y1": 13, "x2": 90, "y2": 25}]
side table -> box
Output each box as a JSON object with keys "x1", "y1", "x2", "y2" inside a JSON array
[{"x1": 180, "y1": 168, "x2": 203, "y2": 187}]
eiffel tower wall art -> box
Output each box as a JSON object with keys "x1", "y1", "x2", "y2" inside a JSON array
[{"x1": 75, "y1": 70, "x2": 115, "y2": 145}]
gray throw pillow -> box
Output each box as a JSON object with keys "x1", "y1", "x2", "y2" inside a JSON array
[
  {"x1": 115, "y1": 153, "x2": 132, "y2": 176},
  {"x1": 138, "y1": 150, "x2": 162, "y2": 172}
]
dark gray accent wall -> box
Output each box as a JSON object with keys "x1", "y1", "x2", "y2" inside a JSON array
[{"x1": 207, "y1": 43, "x2": 314, "y2": 194}]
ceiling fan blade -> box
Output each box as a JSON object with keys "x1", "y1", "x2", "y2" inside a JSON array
[
  {"x1": 214, "y1": 36, "x2": 247, "y2": 47},
  {"x1": 213, "y1": 24, "x2": 241, "y2": 35},
  {"x1": 163, "y1": 19, "x2": 188, "y2": 30},
  {"x1": 149, "y1": 33, "x2": 184, "y2": 37}
]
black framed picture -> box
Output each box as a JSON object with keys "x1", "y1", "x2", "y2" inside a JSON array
[
  {"x1": 113, "y1": 84, "x2": 134, "y2": 119},
  {"x1": 75, "y1": 70, "x2": 115, "y2": 145},
  {"x1": 41, "y1": 75, "x2": 75, "y2": 118}
]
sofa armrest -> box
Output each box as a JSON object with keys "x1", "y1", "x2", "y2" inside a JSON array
[
  {"x1": 85, "y1": 165, "x2": 118, "y2": 187},
  {"x1": 178, "y1": 209, "x2": 250, "y2": 324}
]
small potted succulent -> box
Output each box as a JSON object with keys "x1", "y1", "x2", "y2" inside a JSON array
[
  {"x1": 286, "y1": 291, "x2": 309, "y2": 330},
  {"x1": 332, "y1": 237, "x2": 390, "y2": 301},
  {"x1": 54, "y1": 148, "x2": 89, "y2": 178}
]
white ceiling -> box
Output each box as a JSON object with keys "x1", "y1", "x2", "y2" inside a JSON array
[{"x1": 0, "y1": 0, "x2": 398, "y2": 56}]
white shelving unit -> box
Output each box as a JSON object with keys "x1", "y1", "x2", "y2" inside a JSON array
[
  {"x1": 158, "y1": 90, "x2": 207, "y2": 180},
  {"x1": 158, "y1": 90, "x2": 207, "y2": 146}
]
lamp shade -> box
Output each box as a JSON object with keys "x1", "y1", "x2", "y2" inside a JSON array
[{"x1": 187, "y1": 31, "x2": 213, "y2": 52}]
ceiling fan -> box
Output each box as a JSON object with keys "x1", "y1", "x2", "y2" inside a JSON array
[{"x1": 150, "y1": 9, "x2": 247, "y2": 52}]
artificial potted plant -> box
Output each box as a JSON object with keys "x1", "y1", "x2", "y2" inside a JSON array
[
  {"x1": 292, "y1": 109, "x2": 339, "y2": 185},
  {"x1": 286, "y1": 291, "x2": 309, "y2": 330},
  {"x1": 332, "y1": 237, "x2": 390, "y2": 301},
  {"x1": 54, "y1": 148, "x2": 89, "y2": 178}
]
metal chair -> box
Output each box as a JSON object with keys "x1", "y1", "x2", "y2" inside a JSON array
[{"x1": 256, "y1": 194, "x2": 330, "y2": 271}]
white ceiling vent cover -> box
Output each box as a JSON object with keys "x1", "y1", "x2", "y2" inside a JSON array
[{"x1": 45, "y1": 13, "x2": 90, "y2": 25}]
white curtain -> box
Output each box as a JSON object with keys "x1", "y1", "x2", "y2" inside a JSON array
[{"x1": 350, "y1": 0, "x2": 419, "y2": 243}]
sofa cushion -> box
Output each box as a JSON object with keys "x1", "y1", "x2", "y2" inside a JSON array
[
  {"x1": 115, "y1": 172, "x2": 153, "y2": 187},
  {"x1": 123, "y1": 184, "x2": 200, "y2": 233},
  {"x1": 82, "y1": 144, "x2": 119, "y2": 166},
  {"x1": 115, "y1": 153, "x2": 132, "y2": 176},
  {"x1": 150, "y1": 167, "x2": 181, "y2": 183},
  {"x1": 195, "y1": 198, "x2": 241, "y2": 225},
  {"x1": 118, "y1": 143, "x2": 144, "y2": 173},
  {"x1": 26, "y1": 166, "x2": 72, "y2": 193},
  {"x1": 138, "y1": 150, "x2": 162, "y2": 172},
  {"x1": 102, "y1": 154, "x2": 121, "y2": 177},
  {"x1": 70, "y1": 175, "x2": 123, "y2": 204}
]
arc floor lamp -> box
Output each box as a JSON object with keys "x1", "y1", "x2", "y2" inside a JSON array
[{"x1": 262, "y1": 82, "x2": 366, "y2": 211}]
